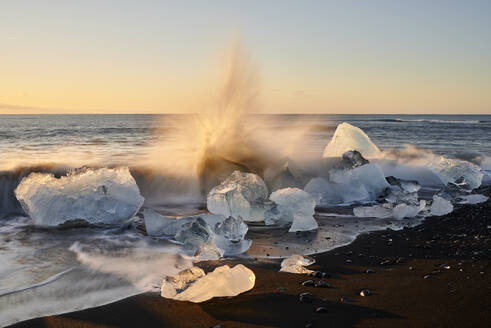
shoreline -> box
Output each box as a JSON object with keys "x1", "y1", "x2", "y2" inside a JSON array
[{"x1": 8, "y1": 189, "x2": 491, "y2": 328}]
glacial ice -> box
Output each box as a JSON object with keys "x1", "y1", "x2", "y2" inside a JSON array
[
  {"x1": 430, "y1": 157, "x2": 483, "y2": 189},
  {"x1": 457, "y1": 194, "x2": 489, "y2": 205},
  {"x1": 143, "y1": 209, "x2": 195, "y2": 236},
  {"x1": 354, "y1": 200, "x2": 426, "y2": 219},
  {"x1": 174, "y1": 218, "x2": 224, "y2": 259},
  {"x1": 353, "y1": 204, "x2": 394, "y2": 219},
  {"x1": 430, "y1": 196, "x2": 454, "y2": 216},
  {"x1": 268, "y1": 188, "x2": 318, "y2": 232},
  {"x1": 214, "y1": 216, "x2": 248, "y2": 243},
  {"x1": 392, "y1": 200, "x2": 426, "y2": 219},
  {"x1": 305, "y1": 163, "x2": 389, "y2": 206},
  {"x1": 14, "y1": 167, "x2": 144, "y2": 226},
  {"x1": 385, "y1": 176, "x2": 421, "y2": 193},
  {"x1": 322, "y1": 122, "x2": 381, "y2": 158},
  {"x1": 161, "y1": 264, "x2": 255, "y2": 303},
  {"x1": 280, "y1": 254, "x2": 315, "y2": 274},
  {"x1": 207, "y1": 171, "x2": 272, "y2": 222}
]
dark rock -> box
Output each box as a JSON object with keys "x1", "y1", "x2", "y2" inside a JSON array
[
  {"x1": 340, "y1": 296, "x2": 353, "y2": 302},
  {"x1": 314, "y1": 280, "x2": 331, "y2": 288},
  {"x1": 315, "y1": 306, "x2": 328, "y2": 313},
  {"x1": 360, "y1": 289, "x2": 371, "y2": 297},
  {"x1": 299, "y1": 292, "x2": 312, "y2": 303},
  {"x1": 365, "y1": 269, "x2": 375, "y2": 274},
  {"x1": 301, "y1": 280, "x2": 315, "y2": 286}
]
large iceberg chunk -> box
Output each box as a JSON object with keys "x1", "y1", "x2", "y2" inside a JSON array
[
  {"x1": 430, "y1": 157, "x2": 483, "y2": 189},
  {"x1": 207, "y1": 171, "x2": 272, "y2": 222},
  {"x1": 268, "y1": 188, "x2": 317, "y2": 232},
  {"x1": 392, "y1": 200, "x2": 426, "y2": 219},
  {"x1": 161, "y1": 264, "x2": 255, "y2": 303},
  {"x1": 280, "y1": 254, "x2": 315, "y2": 274},
  {"x1": 323, "y1": 122, "x2": 381, "y2": 158},
  {"x1": 14, "y1": 167, "x2": 144, "y2": 226},
  {"x1": 430, "y1": 196, "x2": 453, "y2": 216},
  {"x1": 305, "y1": 163, "x2": 389, "y2": 206}
]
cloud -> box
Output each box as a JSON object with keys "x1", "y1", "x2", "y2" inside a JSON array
[{"x1": 0, "y1": 103, "x2": 57, "y2": 113}]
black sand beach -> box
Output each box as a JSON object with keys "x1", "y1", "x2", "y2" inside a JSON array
[{"x1": 10, "y1": 187, "x2": 490, "y2": 328}]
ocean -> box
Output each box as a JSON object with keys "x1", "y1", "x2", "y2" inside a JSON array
[{"x1": 0, "y1": 114, "x2": 490, "y2": 326}]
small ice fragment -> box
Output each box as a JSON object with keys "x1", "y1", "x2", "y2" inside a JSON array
[
  {"x1": 214, "y1": 216, "x2": 248, "y2": 243},
  {"x1": 385, "y1": 176, "x2": 421, "y2": 193},
  {"x1": 392, "y1": 200, "x2": 426, "y2": 219},
  {"x1": 457, "y1": 194, "x2": 488, "y2": 205},
  {"x1": 174, "y1": 218, "x2": 224, "y2": 259},
  {"x1": 353, "y1": 204, "x2": 393, "y2": 219},
  {"x1": 207, "y1": 171, "x2": 271, "y2": 222},
  {"x1": 280, "y1": 254, "x2": 315, "y2": 274},
  {"x1": 430, "y1": 196, "x2": 454, "y2": 216},
  {"x1": 143, "y1": 209, "x2": 195, "y2": 236},
  {"x1": 385, "y1": 190, "x2": 420, "y2": 205},
  {"x1": 14, "y1": 167, "x2": 144, "y2": 226},
  {"x1": 322, "y1": 122, "x2": 381, "y2": 158},
  {"x1": 161, "y1": 265, "x2": 255, "y2": 303},
  {"x1": 268, "y1": 188, "x2": 318, "y2": 232}
]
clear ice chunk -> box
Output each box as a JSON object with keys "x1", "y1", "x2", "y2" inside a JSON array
[
  {"x1": 430, "y1": 196, "x2": 454, "y2": 216},
  {"x1": 392, "y1": 200, "x2": 426, "y2": 219},
  {"x1": 207, "y1": 171, "x2": 271, "y2": 222},
  {"x1": 353, "y1": 203, "x2": 394, "y2": 219},
  {"x1": 280, "y1": 254, "x2": 315, "y2": 274},
  {"x1": 161, "y1": 264, "x2": 255, "y2": 303},
  {"x1": 143, "y1": 209, "x2": 195, "y2": 236},
  {"x1": 322, "y1": 122, "x2": 381, "y2": 158},
  {"x1": 457, "y1": 194, "x2": 489, "y2": 205},
  {"x1": 174, "y1": 218, "x2": 224, "y2": 259},
  {"x1": 430, "y1": 157, "x2": 483, "y2": 189},
  {"x1": 305, "y1": 163, "x2": 389, "y2": 206},
  {"x1": 385, "y1": 176, "x2": 421, "y2": 193},
  {"x1": 268, "y1": 188, "x2": 318, "y2": 232},
  {"x1": 14, "y1": 167, "x2": 144, "y2": 226},
  {"x1": 337, "y1": 150, "x2": 369, "y2": 169},
  {"x1": 214, "y1": 216, "x2": 248, "y2": 243}
]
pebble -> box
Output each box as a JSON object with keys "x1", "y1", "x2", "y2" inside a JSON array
[
  {"x1": 360, "y1": 289, "x2": 371, "y2": 297},
  {"x1": 424, "y1": 275, "x2": 431, "y2": 279},
  {"x1": 340, "y1": 296, "x2": 353, "y2": 302},
  {"x1": 409, "y1": 266, "x2": 415, "y2": 270},
  {"x1": 345, "y1": 259, "x2": 353, "y2": 263},
  {"x1": 365, "y1": 269, "x2": 375, "y2": 274},
  {"x1": 315, "y1": 307, "x2": 328, "y2": 313},
  {"x1": 301, "y1": 280, "x2": 315, "y2": 286},
  {"x1": 315, "y1": 280, "x2": 331, "y2": 288},
  {"x1": 305, "y1": 324, "x2": 313, "y2": 328},
  {"x1": 299, "y1": 292, "x2": 312, "y2": 303}
]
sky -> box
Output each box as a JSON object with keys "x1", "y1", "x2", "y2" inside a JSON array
[{"x1": 1, "y1": 0, "x2": 490, "y2": 114}]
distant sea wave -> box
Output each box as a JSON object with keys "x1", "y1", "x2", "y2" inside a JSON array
[{"x1": 375, "y1": 118, "x2": 483, "y2": 124}]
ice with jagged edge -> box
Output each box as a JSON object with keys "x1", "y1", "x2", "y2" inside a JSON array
[
  {"x1": 161, "y1": 264, "x2": 255, "y2": 302},
  {"x1": 430, "y1": 157, "x2": 483, "y2": 190},
  {"x1": 15, "y1": 167, "x2": 144, "y2": 226},
  {"x1": 279, "y1": 254, "x2": 315, "y2": 274},
  {"x1": 430, "y1": 195, "x2": 454, "y2": 216},
  {"x1": 174, "y1": 217, "x2": 224, "y2": 259},
  {"x1": 207, "y1": 171, "x2": 273, "y2": 222},
  {"x1": 323, "y1": 122, "x2": 381, "y2": 158},
  {"x1": 267, "y1": 188, "x2": 318, "y2": 232},
  {"x1": 305, "y1": 163, "x2": 389, "y2": 206}
]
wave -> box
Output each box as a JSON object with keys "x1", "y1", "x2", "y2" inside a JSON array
[{"x1": 376, "y1": 118, "x2": 482, "y2": 124}]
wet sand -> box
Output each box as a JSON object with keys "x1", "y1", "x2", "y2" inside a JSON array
[{"x1": 9, "y1": 189, "x2": 490, "y2": 328}]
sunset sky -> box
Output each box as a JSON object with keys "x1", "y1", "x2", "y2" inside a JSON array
[{"x1": 1, "y1": 0, "x2": 490, "y2": 114}]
